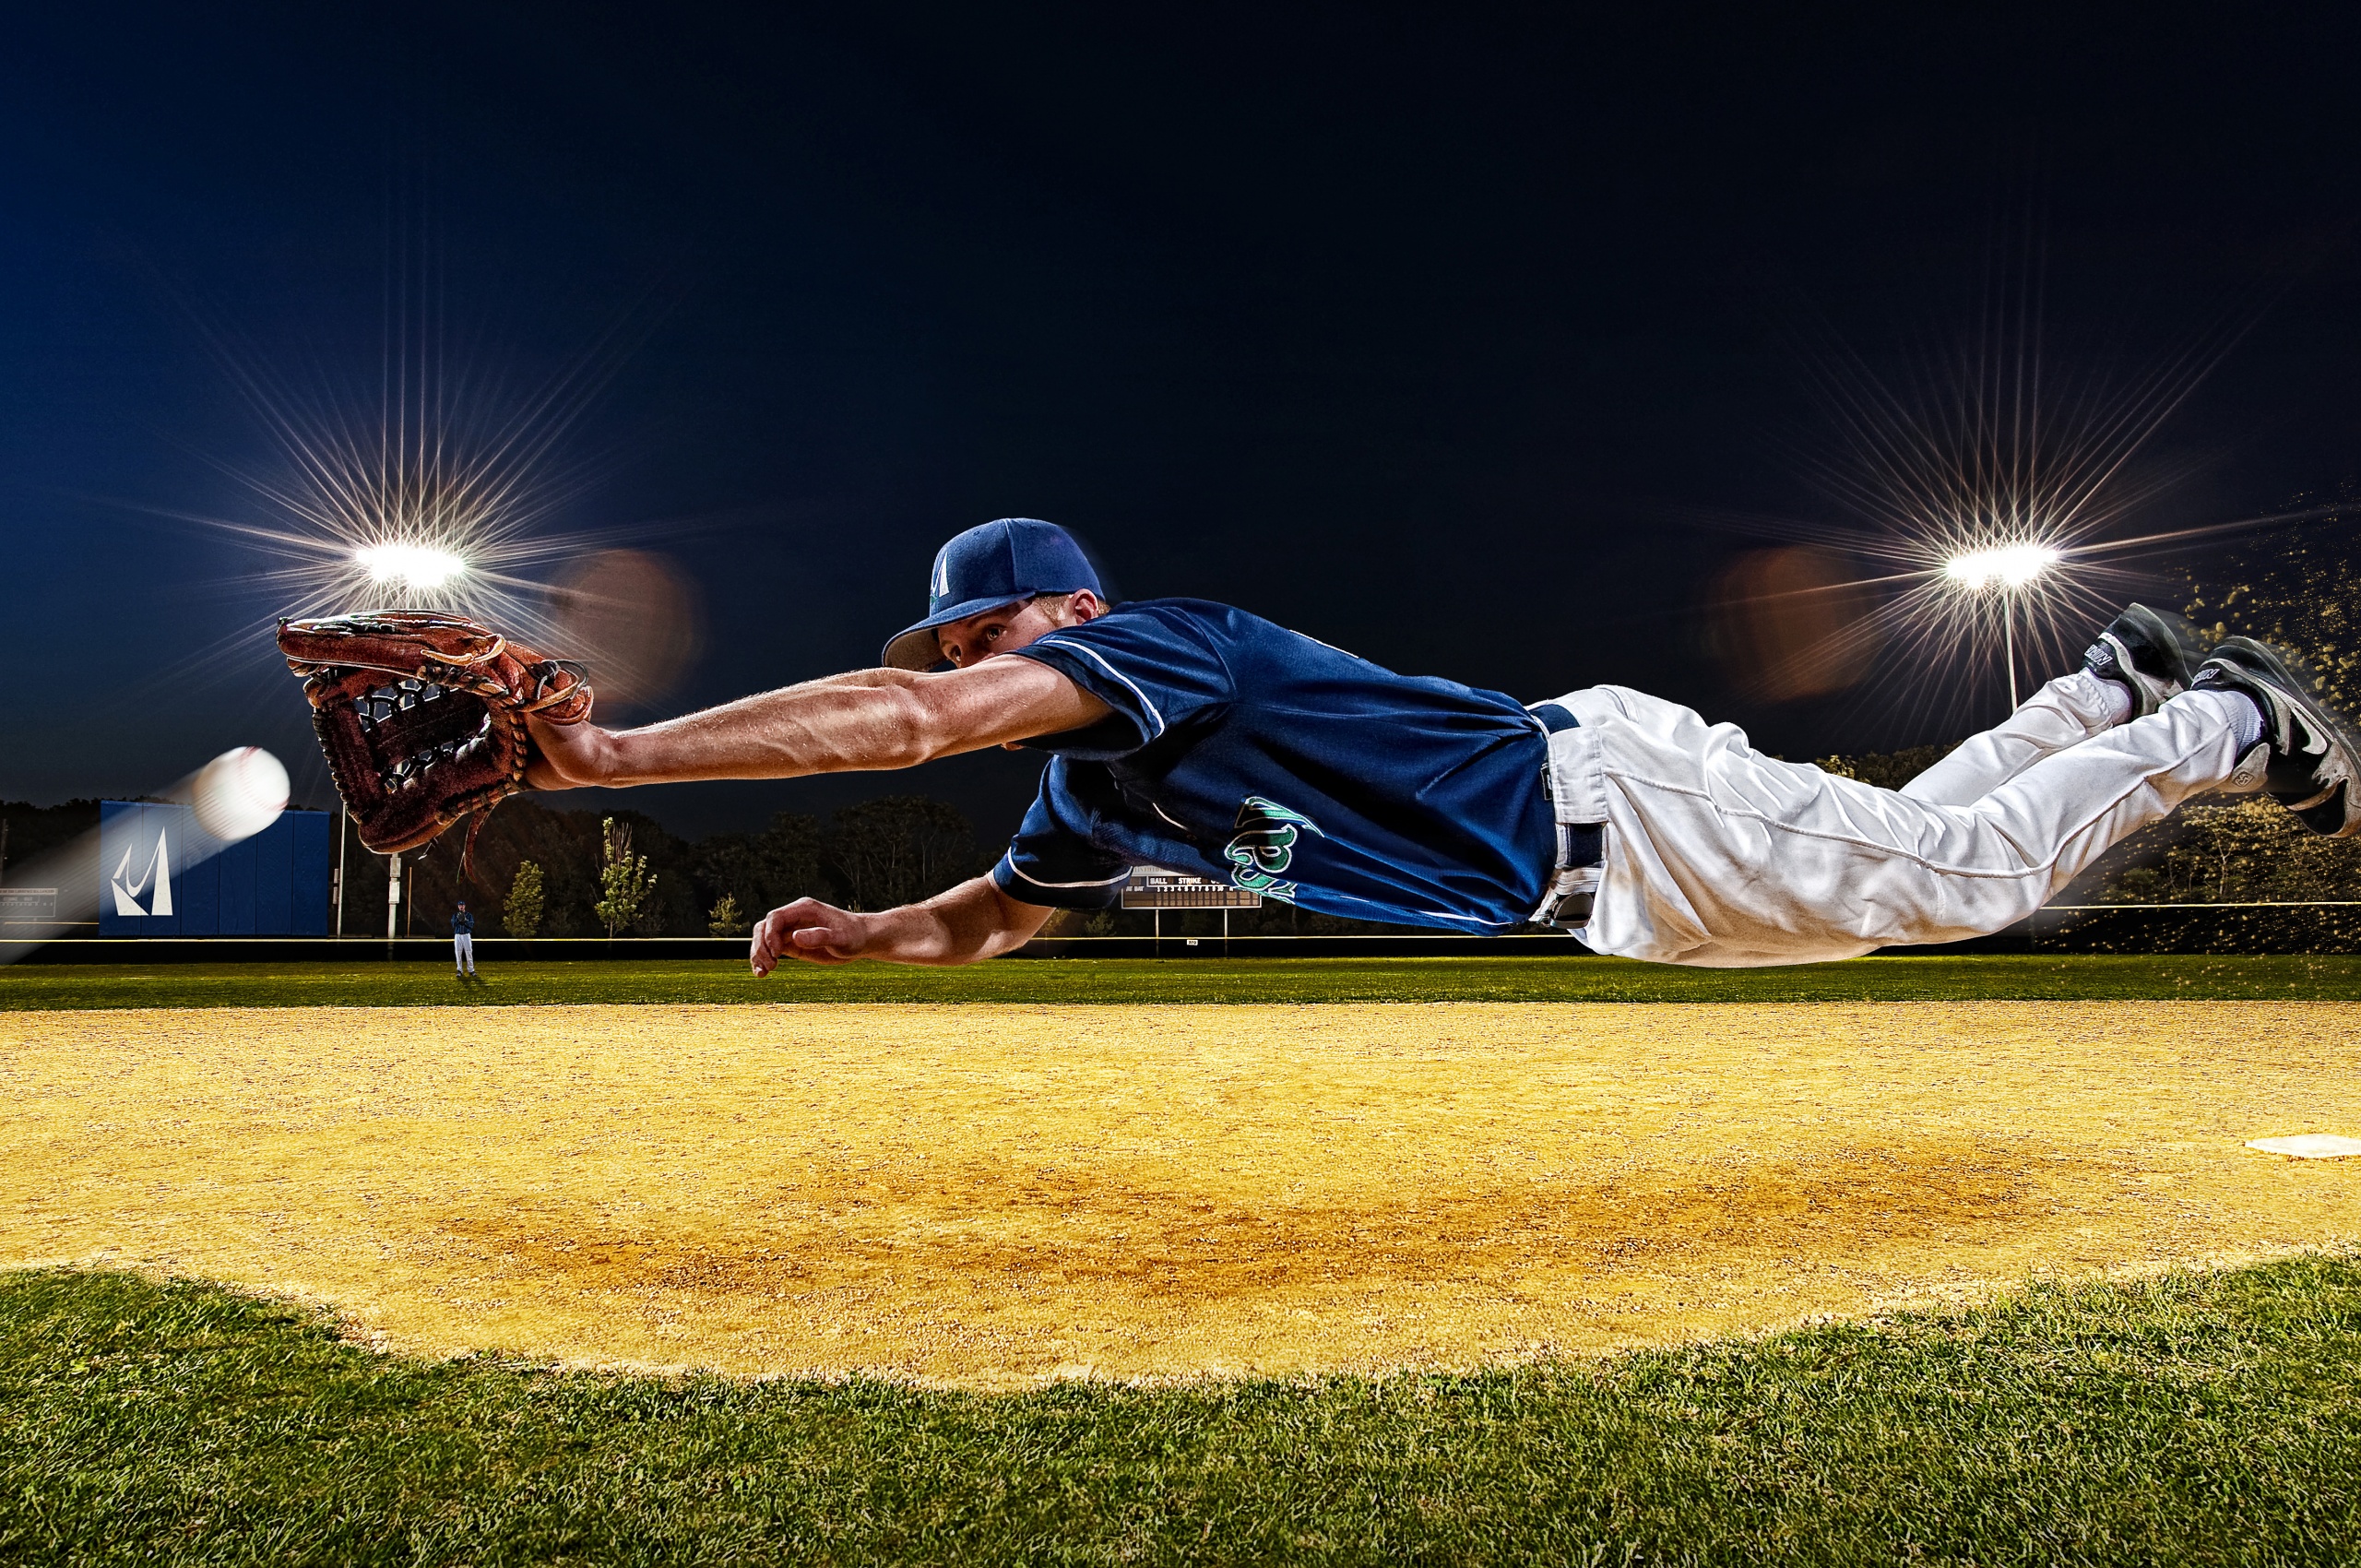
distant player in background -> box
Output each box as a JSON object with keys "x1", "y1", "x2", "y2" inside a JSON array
[
  {"x1": 519, "y1": 517, "x2": 2361, "y2": 971},
  {"x1": 452, "y1": 900, "x2": 477, "y2": 980}
]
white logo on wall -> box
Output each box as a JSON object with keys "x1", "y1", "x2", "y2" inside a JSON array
[{"x1": 111, "y1": 827, "x2": 173, "y2": 918}]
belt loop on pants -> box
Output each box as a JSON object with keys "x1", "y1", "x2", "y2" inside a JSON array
[{"x1": 1527, "y1": 700, "x2": 1607, "y2": 930}]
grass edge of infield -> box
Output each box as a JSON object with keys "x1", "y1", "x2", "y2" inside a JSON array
[{"x1": 4, "y1": 1252, "x2": 2359, "y2": 1562}]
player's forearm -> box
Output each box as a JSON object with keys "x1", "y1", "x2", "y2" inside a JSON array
[
  {"x1": 596, "y1": 671, "x2": 948, "y2": 786},
  {"x1": 536, "y1": 659, "x2": 1107, "y2": 790},
  {"x1": 860, "y1": 877, "x2": 1053, "y2": 966}
]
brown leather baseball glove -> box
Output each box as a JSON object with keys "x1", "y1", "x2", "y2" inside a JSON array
[{"x1": 277, "y1": 610, "x2": 593, "y2": 860}]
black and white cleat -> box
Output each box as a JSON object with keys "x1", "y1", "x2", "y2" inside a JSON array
[
  {"x1": 2082, "y1": 603, "x2": 2205, "y2": 720},
  {"x1": 2190, "y1": 636, "x2": 2361, "y2": 837}
]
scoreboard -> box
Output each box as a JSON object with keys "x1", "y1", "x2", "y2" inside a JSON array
[{"x1": 1119, "y1": 867, "x2": 1262, "y2": 909}]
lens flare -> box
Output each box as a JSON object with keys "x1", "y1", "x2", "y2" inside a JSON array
[
  {"x1": 1684, "y1": 233, "x2": 2281, "y2": 742},
  {"x1": 135, "y1": 216, "x2": 682, "y2": 670}
]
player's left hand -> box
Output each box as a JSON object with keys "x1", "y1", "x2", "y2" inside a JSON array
[{"x1": 750, "y1": 897, "x2": 872, "y2": 974}]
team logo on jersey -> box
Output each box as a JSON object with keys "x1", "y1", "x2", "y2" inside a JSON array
[
  {"x1": 111, "y1": 826, "x2": 173, "y2": 918},
  {"x1": 1225, "y1": 796, "x2": 1321, "y2": 899}
]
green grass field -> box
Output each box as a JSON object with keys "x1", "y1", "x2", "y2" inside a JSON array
[
  {"x1": 10, "y1": 952, "x2": 2361, "y2": 1008},
  {"x1": 6, "y1": 1258, "x2": 2358, "y2": 1565},
  {"x1": 9, "y1": 953, "x2": 2361, "y2": 1562}
]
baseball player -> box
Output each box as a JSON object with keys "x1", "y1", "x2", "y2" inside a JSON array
[
  {"x1": 516, "y1": 517, "x2": 2359, "y2": 972},
  {"x1": 451, "y1": 899, "x2": 477, "y2": 979}
]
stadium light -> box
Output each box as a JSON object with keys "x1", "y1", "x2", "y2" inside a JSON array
[
  {"x1": 355, "y1": 542, "x2": 467, "y2": 590},
  {"x1": 1943, "y1": 543, "x2": 2058, "y2": 590}
]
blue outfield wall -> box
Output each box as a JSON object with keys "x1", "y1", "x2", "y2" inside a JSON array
[{"x1": 97, "y1": 802, "x2": 331, "y2": 937}]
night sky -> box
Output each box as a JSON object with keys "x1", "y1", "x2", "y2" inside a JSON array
[{"x1": 6, "y1": 4, "x2": 2357, "y2": 840}]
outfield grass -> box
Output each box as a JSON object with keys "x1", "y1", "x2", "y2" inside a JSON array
[
  {"x1": 4, "y1": 1258, "x2": 2356, "y2": 1564},
  {"x1": 8, "y1": 953, "x2": 2361, "y2": 1008}
]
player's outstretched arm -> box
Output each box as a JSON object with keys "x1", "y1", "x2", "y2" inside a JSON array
[
  {"x1": 748, "y1": 875, "x2": 1054, "y2": 972},
  {"x1": 525, "y1": 659, "x2": 1110, "y2": 790}
]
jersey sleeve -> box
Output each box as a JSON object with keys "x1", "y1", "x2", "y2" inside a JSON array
[
  {"x1": 990, "y1": 759, "x2": 1135, "y2": 909},
  {"x1": 1007, "y1": 603, "x2": 1236, "y2": 756}
]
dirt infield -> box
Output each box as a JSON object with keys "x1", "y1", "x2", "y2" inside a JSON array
[{"x1": 5, "y1": 1002, "x2": 2357, "y2": 1387}]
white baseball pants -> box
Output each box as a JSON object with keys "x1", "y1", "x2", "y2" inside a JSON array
[
  {"x1": 1538, "y1": 671, "x2": 2250, "y2": 967},
  {"x1": 454, "y1": 932, "x2": 476, "y2": 974}
]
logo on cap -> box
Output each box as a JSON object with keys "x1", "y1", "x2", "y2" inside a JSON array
[{"x1": 884, "y1": 517, "x2": 1105, "y2": 671}]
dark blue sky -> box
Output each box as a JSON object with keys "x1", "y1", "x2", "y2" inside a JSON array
[{"x1": 5, "y1": 3, "x2": 2357, "y2": 837}]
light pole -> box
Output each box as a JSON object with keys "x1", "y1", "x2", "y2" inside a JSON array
[
  {"x1": 2004, "y1": 588, "x2": 2018, "y2": 710},
  {"x1": 1945, "y1": 544, "x2": 2058, "y2": 716},
  {"x1": 332, "y1": 802, "x2": 349, "y2": 938}
]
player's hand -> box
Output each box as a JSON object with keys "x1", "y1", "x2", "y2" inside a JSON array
[
  {"x1": 750, "y1": 897, "x2": 873, "y2": 974},
  {"x1": 524, "y1": 714, "x2": 619, "y2": 790}
]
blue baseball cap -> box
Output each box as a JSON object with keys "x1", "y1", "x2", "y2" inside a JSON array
[{"x1": 881, "y1": 517, "x2": 1104, "y2": 670}]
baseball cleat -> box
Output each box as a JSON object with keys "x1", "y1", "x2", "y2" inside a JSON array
[
  {"x1": 2189, "y1": 636, "x2": 2361, "y2": 836},
  {"x1": 2082, "y1": 603, "x2": 2204, "y2": 719}
]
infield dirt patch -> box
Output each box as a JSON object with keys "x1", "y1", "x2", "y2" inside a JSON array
[{"x1": 5, "y1": 1002, "x2": 2357, "y2": 1387}]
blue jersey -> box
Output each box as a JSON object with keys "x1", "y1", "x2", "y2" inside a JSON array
[{"x1": 990, "y1": 600, "x2": 1555, "y2": 932}]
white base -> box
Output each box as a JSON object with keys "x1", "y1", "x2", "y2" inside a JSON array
[{"x1": 2246, "y1": 1134, "x2": 2361, "y2": 1159}]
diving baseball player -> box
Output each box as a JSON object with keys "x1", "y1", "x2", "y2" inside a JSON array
[{"x1": 516, "y1": 517, "x2": 2360, "y2": 971}]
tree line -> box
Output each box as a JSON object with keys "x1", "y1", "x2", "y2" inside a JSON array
[
  {"x1": 19, "y1": 756, "x2": 2361, "y2": 943},
  {"x1": 373, "y1": 794, "x2": 997, "y2": 939}
]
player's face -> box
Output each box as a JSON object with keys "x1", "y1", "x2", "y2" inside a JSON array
[{"x1": 936, "y1": 593, "x2": 1094, "y2": 668}]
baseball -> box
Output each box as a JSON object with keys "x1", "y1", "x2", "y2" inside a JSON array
[{"x1": 192, "y1": 746, "x2": 290, "y2": 843}]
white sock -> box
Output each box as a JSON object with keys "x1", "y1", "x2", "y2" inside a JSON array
[
  {"x1": 2090, "y1": 673, "x2": 2135, "y2": 727},
  {"x1": 2225, "y1": 692, "x2": 2266, "y2": 751},
  {"x1": 2185, "y1": 687, "x2": 2266, "y2": 751}
]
